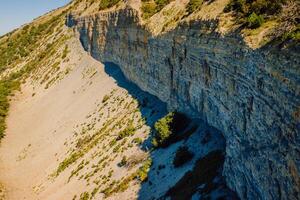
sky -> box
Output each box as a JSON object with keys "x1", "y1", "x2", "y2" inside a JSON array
[{"x1": 0, "y1": 0, "x2": 71, "y2": 36}]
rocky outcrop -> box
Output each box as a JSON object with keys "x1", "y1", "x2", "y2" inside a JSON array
[{"x1": 67, "y1": 7, "x2": 300, "y2": 200}]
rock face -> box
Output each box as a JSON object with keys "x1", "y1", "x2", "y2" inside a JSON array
[{"x1": 67, "y1": 8, "x2": 300, "y2": 200}]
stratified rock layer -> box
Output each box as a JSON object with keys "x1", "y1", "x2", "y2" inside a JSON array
[{"x1": 67, "y1": 8, "x2": 300, "y2": 200}]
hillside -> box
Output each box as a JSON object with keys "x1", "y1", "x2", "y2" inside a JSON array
[{"x1": 0, "y1": 0, "x2": 299, "y2": 200}]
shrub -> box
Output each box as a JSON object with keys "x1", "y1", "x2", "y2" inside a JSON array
[
  {"x1": 247, "y1": 12, "x2": 264, "y2": 28},
  {"x1": 152, "y1": 112, "x2": 191, "y2": 147},
  {"x1": 224, "y1": 0, "x2": 286, "y2": 28},
  {"x1": 61, "y1": 45, "x2": 69, "y2": 59},
  {"x1": 173, "y1": 146, "x2": 194, "y2": 167},
  {"x1": 137, "y1": 158, "x2": 152, "y2": 182},
  {"x1": 141, "y1": 1, "x2": 157, "y2": 19},
  {"x1": 186, "y1": 0, "x2": 203, "y2": 14},
  {"x1": 118, "y1": 156, "x2": 127, "y2": 167},
  {"x1": 141, "y1": 0, "x2": 174, "y2": 19},
  {"x1": 224, "y1": 0, "x2": 246, "y2": 13},
  {"x1": 132, "y1": 137, "x2": 143, "y2": 145},
  {"x1": 102, "y1": 95, "x2": 110, "y2": 103},
  {"x1": 282, "y1": 26, "x2": 300, "y2": 41},
  {"x1": 79, "y1": 192, "x2": 89, "y2": 200},
  {"x1": 153, "y1": 112, "x2": 174, "y2": 146},
  {"x1": 99, "y1": 0, "x2": 121, "y2": 10},
  {"x1": 116, "y1": 123, "x2": 136, "y2": 140}
]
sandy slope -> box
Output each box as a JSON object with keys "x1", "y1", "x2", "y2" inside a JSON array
[{"x1": 0, "y1": 36, "x2": 122, "y2": 199}]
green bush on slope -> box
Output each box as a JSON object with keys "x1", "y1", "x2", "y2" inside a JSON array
[
  {"x1": 152, "y1": 112, "x2": 191, "y2": 147},
  {"x1": 141, "y1": 0, "x2": 174, "y2": 19},
  {"x1": 186, "y1": 0, "x2": 203, "y2": 14}
]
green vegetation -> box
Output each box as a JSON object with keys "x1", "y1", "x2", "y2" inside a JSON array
[
  {"x1": 99, "y1": 0, "x2": 121, "y2": 10},
  {"x1": 102, "y1": 158, "x2": 152, "y2": 197},
  {"x1": 141, "y1": 0, "x2": 174, "y2": 19},
  {"x1": 116, "y1": 123, "x2": 136, "y2": 140},
  {"x1": 152, "y1": 112, "x2": 191, "y2": 147},
  {"x1": 102, "y1": 94, "x2": 110, "y2": 103},
  {"x1": 132, "y1": 137, "x2": 143, "y2": 145},
  {"x1": 79, "y1": 191, "x2": 89, "y2": 200},
  {"x1": 173, "y1": 146, "x2": 194, "y2": 167},
  {"x1": 62, "y1": 45, "x2": 69, "y2": 59},
  {"x1": 0, "y1": 10, "x2": 68, "y2": 142},
  {"x1": 136, "y1": 158, "x2": 152, "y2": 182},
  {"x1": 247, "y1": 12, "x2": 264, "y2": 28},
  {"x1": 55, "y1": 151, "x2": 84, "y2": 176},
  {"x1": 0, "y1": 13, "x2": 64, "y2": 73},
  {"x1": 118, "y1": 156, "x2": 127, "y2": 167},
  {"x1": 281, "y1": 25, "x2": 300, "y2": 42},
  {"x1": 186, "y1": 0, "x2": 203, "y2": 14},
  {"x1": 0, "y1": 77, "x2": 20, "y2": 139},
  {"x1": 224, "y1": 0, "x2": 289, "y2": 28}
]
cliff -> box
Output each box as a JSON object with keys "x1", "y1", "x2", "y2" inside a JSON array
[{"x1": 67, "y1": 5, "x2": 300, "y2": 200}]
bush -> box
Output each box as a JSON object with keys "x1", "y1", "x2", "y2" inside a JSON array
[
  {"x1": 152, "y1": 112, "x2": 191, "y2": 148},
  {"x1": 137, "y1": 158, "x2": 152, "y2": 182},
  {"x1": 117, "y1": 123, "x2": 136, "y2": 140},
  {"x1": 224, "y1": 0, "x2": 286, "y2": 28},
  {"x1": 61, "y1": 45, "x2": 69, "y2": 59},
  {"x1": 141, "y1": 0, "x2": 174, "y2": 19},
  {"x1": 153, "y1": 112, "x2": 174, "y2": 146},
  {"x1": 79, "y1": 192, "x2": 89, "y2": 200},
  {"x1": 173, "y1": 146, "x2": 194, "y2": 167},
  {"x1": 247, "y1": 12, "x2": 264, "y2": 28},
  {"x1": 118, "y1": 156, "x2": 127, "y2": 167},
  {"x1": 132, "y1": 137, "x2": 143, "y2": 145},
  {"x1": 186, "y1": 0, "x2": 203, "y2": 14},
  {"x1": 102, "y1": 95, "x2": 110, "y2": 103},
  {"x1": 99, "y1": 0, "x2": 121, "y2": 10}
]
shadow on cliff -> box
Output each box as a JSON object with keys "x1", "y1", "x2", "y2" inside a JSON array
[
  {"x1": 104, "y1": 62, "x2": 239, "y2": 200},
  {"x1": 104, "y1": 62, "x2": 167, "y2": 149}
]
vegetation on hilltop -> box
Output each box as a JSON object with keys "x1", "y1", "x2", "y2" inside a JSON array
[
  {"x1": 141, "y1": 0, "x2": 175, "y2": 19},
  {"x1": 186, "y1": 0, "x2": 204, "y2": 14},
  {"x1": 99, "y1": 0, "x2": 122, "y2": 10},
  {"x1": 0, "y1": 11, "x2": 68, "y2": 141},
  {"x1": 224, "y1": 0, "x2": 293, "y2": 28}
]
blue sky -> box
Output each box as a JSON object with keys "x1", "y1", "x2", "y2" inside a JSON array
[{"x1": 0, "y1": 0, "x2": 71, "y2": 36}]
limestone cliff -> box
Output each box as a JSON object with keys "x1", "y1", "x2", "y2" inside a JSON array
[{"x1": 67, "y1": 4, "x2": 300, "y2": 200}]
